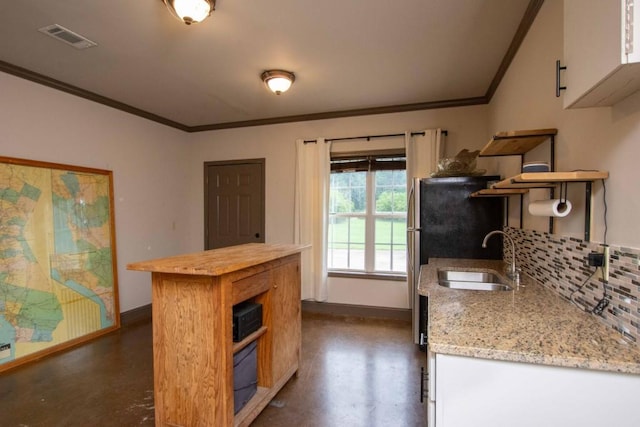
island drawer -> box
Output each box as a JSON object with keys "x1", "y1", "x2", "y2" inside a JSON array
[{"x1": 232, "y1": 270, "x2": 271, "y2": 304}]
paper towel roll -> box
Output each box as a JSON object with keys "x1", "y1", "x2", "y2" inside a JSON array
[{"x1": 528, "y1": 199, "x2": 572, "y2": 217}]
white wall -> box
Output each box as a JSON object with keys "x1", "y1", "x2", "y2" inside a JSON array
[
  {"x1": 187, "y1": 106, "x2": 490, "y2": 308},
  {"x1": 0, "y1": 72, "x2": 191, "y2": 311},
  {"x1": 14, "y1": 0, "x2": 638, "y2": 312},
  {"x1": 11, "y1": 0, "x2": 638, "y2": 312},
  {"x1": 0, "y1": 70, "x2": 491, "y2": 312},
  {"x1": 488, "y1": 0, "x2": 640, "y2": 248}
]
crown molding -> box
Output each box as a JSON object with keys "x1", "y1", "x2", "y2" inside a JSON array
[
  {"x1": 485, "y1": 0, "x2": 544, "y2": 101},
  {"x1": 0, "y1": 60, "x2": 190, "y2": 132}
]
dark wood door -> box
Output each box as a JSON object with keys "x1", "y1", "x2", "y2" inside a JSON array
[{"x1": 204, "y1": 159, "x2": 265, "y2": 249}]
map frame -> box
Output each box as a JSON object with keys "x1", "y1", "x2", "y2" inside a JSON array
[{"x1": 0, "y1": 155, "x2": 120, "y2": 373}]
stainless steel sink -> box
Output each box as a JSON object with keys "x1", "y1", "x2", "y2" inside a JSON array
[{"x1": 437, "y1": 269, "x2": 512, "y2": 291}]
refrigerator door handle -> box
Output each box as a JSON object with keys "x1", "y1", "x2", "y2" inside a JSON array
[
  {"x1": 407, "y1": 228, "x2": 421, "y2": 274},
  {"x1": 408, "y1": 182, "x2": 416, "y2": 226}
]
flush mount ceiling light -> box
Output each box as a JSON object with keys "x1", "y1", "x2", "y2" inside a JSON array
[
  {"x1": 163, "y1": 0, "x2": 215, "y2": 25},
  {"x1": 261, "y1": 70, "x2": 295, "y2": 95}
]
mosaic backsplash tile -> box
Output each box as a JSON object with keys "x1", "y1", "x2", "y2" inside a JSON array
[{"x1": 504, "y1": 226, "x2": 640, "y2": 347}]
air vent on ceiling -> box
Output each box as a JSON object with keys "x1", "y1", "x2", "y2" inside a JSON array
[{"x1": 37, "y1": 24, "x2": 97, "y2": 50}]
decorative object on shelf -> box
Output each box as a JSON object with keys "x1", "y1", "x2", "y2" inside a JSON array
[
  {"x1": 261, "y1": 70, "x2": 295, "y2": 95},
  {"x1": 431, "y1": 149, "x2": 485, "y2": 177},
  {"x1": 522, "y1": 161, "x2": 550, "y2": 173},
  {"x1": 163, "y1": 0, "x2": 215, "y2": 25}
]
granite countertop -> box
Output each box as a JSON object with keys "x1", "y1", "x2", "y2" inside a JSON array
[
  {"x1": 127, "y1": 243, "x2": 309, "y2": 276},
  {"x1": 420, "y1": 258, "x2": 640, "y2": 374}
]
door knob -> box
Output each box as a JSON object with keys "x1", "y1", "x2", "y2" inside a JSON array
[{"x1": 255, "y1": 233, "x2": 260, "y2": 238}]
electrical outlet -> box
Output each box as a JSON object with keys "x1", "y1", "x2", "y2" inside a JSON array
[
  {"x1": 588, "y1": 245, "x2": 610, "y2": 281},
  {"x1": 588, "y1": 252, "x2": 604, "y2": 267}
]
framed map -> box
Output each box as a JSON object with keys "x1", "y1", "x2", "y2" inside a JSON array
[{"x1": 0, "y1": 156, "x2": 120, "y2": 372}]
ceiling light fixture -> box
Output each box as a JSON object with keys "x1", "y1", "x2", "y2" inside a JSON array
[
  {"x1": 163, "y1": 0, "x2": 215, "y2": 25},
  {"x1": 261, "y1": 70, "x2": 295, "y2": 95}
]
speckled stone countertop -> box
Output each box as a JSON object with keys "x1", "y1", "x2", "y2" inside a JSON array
[{"x1": 419, "y1": 258, "x2": 640, "y2": 374}]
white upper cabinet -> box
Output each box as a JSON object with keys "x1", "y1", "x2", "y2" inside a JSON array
[{"x1": 564, "y1": 0, "x2": 640, "y2": 108}]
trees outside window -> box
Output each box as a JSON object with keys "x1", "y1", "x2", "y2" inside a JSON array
[{"x1": 328, "y1": 156, "x2": 406, "y2": 275}]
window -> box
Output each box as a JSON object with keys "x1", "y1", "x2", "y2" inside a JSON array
[{"x1": 328, "y1": 153, "x2": 407, "y2": 275}]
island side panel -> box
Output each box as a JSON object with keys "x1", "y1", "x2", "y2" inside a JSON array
[
  {"x1": 151, "y1": 272, "x2": 232, "y2": 427},
  {"x1": 233, "y1": 254, "x2": 302, "y2": 427},
  {"x1": 270, "y1": 254, "x2": 302, "y2": 382}
]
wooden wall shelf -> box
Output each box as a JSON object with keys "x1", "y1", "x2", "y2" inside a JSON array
[
  {"x1": 492, "y1": 171, "x2": 609, "y2": 189},
  {"x1": 472, "y1": 128, "x2": 607, "y2": 241},
  {"x1": 470, "y1": 188, "x2": 529, "y2": 197},
  {"x1": 474, "y1": 128, "x2": 558, "y2": 233},
  {"x1": 471, "y1": 171, "x2": 609, "y2": 196},
  {"x1": 479, "y1": 129, "x2": 558, "y2": 156},
  {"x1": 471, "y1": 170, "x2": 609, "y2": 241}
]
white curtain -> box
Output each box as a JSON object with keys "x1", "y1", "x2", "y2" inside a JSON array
[
  {"x1": 294, "y1": 138, "x2": 331, "y2": 301},
  {"x1": 404, "y1": 129, "x2": 444, "y2": 310},
  {"x1": 405, "y1": 129, "x2": 444, "y2": 181}
]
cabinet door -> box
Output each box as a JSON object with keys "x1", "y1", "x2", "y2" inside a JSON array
[
  {"x1": 426, "y1": 346, "x2": 436, "y2": 427},
  {"x1": 270, "y1": 257, "x2": 301, "y2": 382},
  {"x1": 564, "y1": 0, "x2": 640, "y2": 108},
  {"x1": 434, "y1": 354, "x2": 640, "y2": 427}
]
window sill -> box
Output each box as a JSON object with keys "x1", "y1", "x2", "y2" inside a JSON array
[{"x1": 328, "y1": 271, "x2": 407, "y2": 282}]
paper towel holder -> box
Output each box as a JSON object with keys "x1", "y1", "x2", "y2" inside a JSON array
[
  {"x1": 557, "y1": 182, "x2": 568, "y2": 212},
  {"x1": 528, "y1": 182, "x2": 573, "y2": 218}
]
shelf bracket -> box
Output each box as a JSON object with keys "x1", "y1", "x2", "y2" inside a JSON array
[
  {"x1": 585, "y1": 181, "x2": 592, "y2": 242},
  {"x1": 549, "y1": 135, "x2": 556, "y2": 234}
]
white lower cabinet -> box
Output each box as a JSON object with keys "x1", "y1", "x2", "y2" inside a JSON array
[
  {"x1": 426, "y1": 346, "x2": 436, "y2": 426},
  {"x1": 430, "y1": 352, "x2": 640, "y2": 427}
]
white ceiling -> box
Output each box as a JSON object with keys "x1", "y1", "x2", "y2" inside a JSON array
[{"x1": 0, "y1": 0, "x2": 536, "y2": 130}]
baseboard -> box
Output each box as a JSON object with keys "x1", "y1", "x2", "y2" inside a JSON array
[
  {"x1": 301, "y1": 300, "x2": 411, "y2": 322},
  {"x1": 120, "y1": 304, "x2": 152, "y2": 326}
]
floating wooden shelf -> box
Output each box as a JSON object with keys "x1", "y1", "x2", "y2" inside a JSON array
[
  {"x1": 470, "y1": 188, "x2": 530, "y2": 197},
  {"x1": 492, "y1": 171, "x2": 609, "y2": 189},
  {"x1": 471, "y1": 171, "x2": 609, "y2": 196},
  {"x1": 479, "y1": 128, "x2": 558, "y2": 156},
  {"x1": 474, "y1": 127, "x2": 607, "y2": 242}
]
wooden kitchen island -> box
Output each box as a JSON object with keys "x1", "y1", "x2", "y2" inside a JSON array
[{"x1": 127, "y1": 243, "x2": 308, "y2": 427}]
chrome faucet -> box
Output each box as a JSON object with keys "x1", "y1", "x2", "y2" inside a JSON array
[{"x1": 482, "y1": 230, "x2": 520, "y2": 287}]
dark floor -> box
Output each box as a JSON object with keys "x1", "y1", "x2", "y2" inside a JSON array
[{"x1": 0, "y1": 312, "x2": 426, "y2": 427}]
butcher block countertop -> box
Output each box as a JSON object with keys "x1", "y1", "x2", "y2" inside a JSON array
[
  {"x1": 419, "y1": 258, "x2": 640, "y2": 374},
  {"x1": 127, "y1": 243, "x2": 309, "y2": 276}
]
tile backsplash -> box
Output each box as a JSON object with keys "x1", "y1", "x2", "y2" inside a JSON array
[{"x1": 504, "y1": 226, "x2": 640, "y2": 347}]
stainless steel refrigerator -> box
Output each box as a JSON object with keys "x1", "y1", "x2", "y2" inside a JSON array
[{"x1": 408, "y1": 176, "x2": 504, "y2": 346}]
